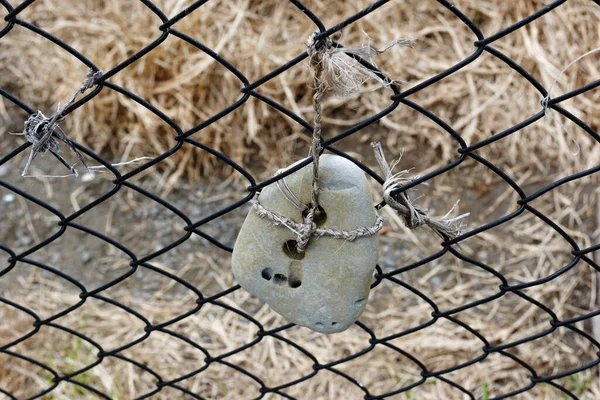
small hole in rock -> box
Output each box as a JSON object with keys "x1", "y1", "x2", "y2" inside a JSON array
[
  {"x1": 331, "y1": 322, "x2": 338, "y2": 326},
  {"x1": 261, "y1": 268, "x2": 273, "y2": 280},
  {"x1": 302, "y1": 205, "x2": 327, "y2": 226},
  {"x1": 288, "y1": 261, "x2": 303, "y2": 289},
  {"x1": 283, "y1": 240, "x2": 305, "y2": 260},
  {"x1": 273, "y1": 274, "x2": 287, "y2": 285},
  {"x1": 289, "y1": 279, "x2": 302, "y2": 288}
]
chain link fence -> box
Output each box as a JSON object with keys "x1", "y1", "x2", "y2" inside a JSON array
[{"x1": 1, "y1": 0, "x2": 600, "y2": 399}]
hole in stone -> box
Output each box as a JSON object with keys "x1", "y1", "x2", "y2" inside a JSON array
[
  {"x1": 283, "y1": 240, "x2": 305, "y2": 260},
  {"x1": 261, "y1": 268, "x2": 273, "y2": 281},
  {"x1": 289, "y1": 279, "x2": 302, "y2": 288},
  {"x1": 302, "y1": 205, "x2": 327, "y2": 226},
  {"x1": 331, "y1": 322, "x2": 338, "y2": 326},
  {"x1": 273, "y1": 274, "x2": 287, "y2": 285},
  {"x1": 288, "y1": 261, "x2": 303, "y2": 289}
]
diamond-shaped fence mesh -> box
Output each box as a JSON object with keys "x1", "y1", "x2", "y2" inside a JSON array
[{"x1": 1, "y1": 0, "x2": 600, "y2": 399}]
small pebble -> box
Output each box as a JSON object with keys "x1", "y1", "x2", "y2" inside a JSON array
[{"x1": 2, "y1": 193, "x2": 15, "y2": 203}]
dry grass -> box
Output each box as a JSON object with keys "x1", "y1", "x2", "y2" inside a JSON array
[
  {"x1": 1, "y1": 0, "x2": 600, "y2": 399},
  {"x1": 0, "y1": 0, "x2": 598, "y2": 179}
]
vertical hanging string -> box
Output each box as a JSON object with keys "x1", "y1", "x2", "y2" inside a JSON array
[
  {"x1": 251, "y1": 32, "x2": 413, "y2": 251},
  {"x1": 309, "y1": 37, "x2": 327, "y2": 212},
  {"x1": 296, "y1": 33, "x2": 331, "y2": 252}
]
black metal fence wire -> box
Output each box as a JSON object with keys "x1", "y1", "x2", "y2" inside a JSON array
[{"x1": 1, "y1": 0, "x2": 600, "y2": 399}]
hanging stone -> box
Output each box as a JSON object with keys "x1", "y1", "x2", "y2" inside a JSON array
[{"x1": 232, "y1": 155, "x2": 379, "y2": 333}]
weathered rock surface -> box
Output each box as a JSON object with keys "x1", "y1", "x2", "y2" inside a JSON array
[{"x1": 232, "y1": 155, "x2": 379, "y2": 333}]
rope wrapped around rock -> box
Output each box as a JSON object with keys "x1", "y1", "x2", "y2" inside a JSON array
[{"x1": 252, "y1": 31, "x2": 467, "y2": 251}]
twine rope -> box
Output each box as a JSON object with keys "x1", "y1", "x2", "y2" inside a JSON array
[
  {"x1": 16, "y1": 69, "x2": 103, "y2": 177},
  {"x1": 291, "y1": 32, "x2": 330, "y2": 251},
  {"x1": 252, "y1": 197, "x2": 384, "y2": 243},
  {"x1": 252, "y1": 32, "x2": 425, "y2": 251},
  {"x1": 371, "y1": 142, "x2": 469, "y2": 241},
  {"x1": 15, "y1": 69, "x2": 150, "y2": 178}
]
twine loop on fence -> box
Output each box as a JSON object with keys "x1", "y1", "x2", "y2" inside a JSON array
[
  {"x1": 540, "y1": 46, "x2": 600, "y2": 156},
  {"x1": 18, "y1": 68, "x2": 103, "y2": 177},
  {"x1": 307, "y1": 31, "x2": 414, "y2": 100}
]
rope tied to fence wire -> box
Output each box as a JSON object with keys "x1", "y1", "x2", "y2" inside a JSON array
[
  {"x1": 253, "y1": 32, "x2": 408, "y2": 251},
  {"x1": 252, "y1": 32, "x2": 386, "y2": 251},
  {"x1": 541, "y1": 46, "x2": 600, "y2": 156},
  {"x1": 16, "y1": 68, "x2": 103, "y2": 177},
  {"x1": 371, "y1": 142, "x2": 469, "y2": 240},
  {"x1": 14, "y1": 69, "x2": 154, "y2": 178},
  {"x1": 252, "y1": 31, "x2": 466, "y2": 250}
]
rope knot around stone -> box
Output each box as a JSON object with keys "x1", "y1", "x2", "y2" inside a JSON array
[
  {"x1": 251, "y1": 193, "x2": 384, "y2": 252},
  {"x1": 297, "y1": 209, "x2": 318, "y2": 250},
  {"x1": 250, "y1": 32, "x2": 469, "y2": 252}
]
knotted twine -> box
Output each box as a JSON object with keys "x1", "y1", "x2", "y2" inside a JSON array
[
  {"x1": 15, "y1": 69, "x2": 103, "y2": 177},
  {"x1": 15, "y1": 69, "x2": 152, "y2": 178},
  {"x1": 252, "y1": 32, "x2": 467, "y2": 252},
  {"x1": 371, "y1": 142, "x2": 469, "y2": 240}
]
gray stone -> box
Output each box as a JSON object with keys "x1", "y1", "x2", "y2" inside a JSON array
[
  {"x1": 232, "y1": 155, "x2": 379, "y2": 334},
  {"x1": 81, "y1": 251, "x2": 91, "y2": 263}
]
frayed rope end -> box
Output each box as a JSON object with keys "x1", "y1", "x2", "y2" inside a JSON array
[
  {"x1": 371, "y1": 141, "x2": 469, "y2": 242},
  {"x1": 307, "y1": 32, "x2": 414, "y2": 100}
]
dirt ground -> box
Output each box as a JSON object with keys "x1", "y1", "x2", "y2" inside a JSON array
[{"x1": 1, "y1": 128, "x2": 600, "y2": 400}]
